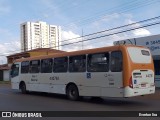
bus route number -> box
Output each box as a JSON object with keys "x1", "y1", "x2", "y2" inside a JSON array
[{"x1": 50, "y1": 76, "x2": 59, "y2": 80}]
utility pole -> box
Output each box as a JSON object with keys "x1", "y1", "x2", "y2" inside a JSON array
[{"x1": 81, "y1": 28, "x2": 83, "y2": 50}]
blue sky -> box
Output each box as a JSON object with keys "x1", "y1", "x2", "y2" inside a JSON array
[{"x1": 0, "y1": 0, "x2": 160, "y2": 63}]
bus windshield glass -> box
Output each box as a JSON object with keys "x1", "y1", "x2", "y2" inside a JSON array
[{"x1": 11, "y1": 64, "x2": 19, "y2": 78}]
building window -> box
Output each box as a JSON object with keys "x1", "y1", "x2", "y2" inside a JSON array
[
  {"x1": 69, "y1": 55, "x2": 86, "y2": 72},
  {"x1": 53, "y1": 57, "x2": 68, "y2": 73},
  {"x1": 87, "y1": 53, "x2": 109, "y2": 72}
]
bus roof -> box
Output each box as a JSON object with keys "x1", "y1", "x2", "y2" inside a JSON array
[{"x1": 14, "y1": 45, "x2": 147, "y2": 62}]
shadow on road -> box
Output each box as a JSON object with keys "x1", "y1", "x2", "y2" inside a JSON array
[
  {"x1": 84, "y1": 97, "x2": 148, "y2": 107},
  {"x1": 13, "y1": 90, "x2": 148, "y2": 108}
]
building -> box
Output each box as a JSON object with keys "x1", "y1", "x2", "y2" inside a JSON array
[
  {"x1": 0, "y1": 48, "x2": 65, "y2": 81},
  {"x1": 0, "y1": 64, "x2": 10, "y2": 81},
  {"x1": 21, "y1": 21, "x2": 61, "y2": 52},
  {"x1": 7, "y1": 48, "x2": 65, "y2": 65},
  {"x1": 113, "y1": 34, "x2": 160, "y2": 87}
]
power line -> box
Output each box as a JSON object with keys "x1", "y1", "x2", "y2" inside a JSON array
[
  {"x1": 60, "y1": 15, "x2": 160, "y2": 43},
  {"x1": 60, "y1": 21, "x2": 160, "y2": 47},
  {"x1": 1, "y1": 18, "x2": 160, "y2": 56},
  {"x1": 62, "y1": 0, "x2": 160, "y2": 29},
  {"x1": 61, "y1": 0, "x2": 141, "y2": 27},
  {"x1": 4, "y1": 19, "x2": 160, "y2": 54}
]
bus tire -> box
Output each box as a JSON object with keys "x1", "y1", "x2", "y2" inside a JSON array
[
  {"x1": 66, "y1": 84, "x2": 79, "y2": 101},
  {"x1": 20, "y1": 82, "x2": 27, "y2": 94}
]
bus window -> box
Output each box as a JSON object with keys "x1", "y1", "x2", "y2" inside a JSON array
[
  {"x1": 53, "y1": 57, "x2": 68, "y2": 73},
  {"x1": 30, "y1": 60, "x2": 40, "y2": 73},
  {"x1": 69, "y1": 55, "x2": 86, "y2": 72},
  {"x1": 110, "y1": 51, "x2": 122, "y2": 72},
  {"x1": 41, "y1": 58, "x2": 53, "y2": 73},
  {"x1": 87, "y1": 53, "x2": 109, "y2": 72},
  {"x1": 11, "y1": 64, "x2": 19, "y2": 78},
  {"x1": 21, "y1": 61, "x2": 29, "y2": 73}
]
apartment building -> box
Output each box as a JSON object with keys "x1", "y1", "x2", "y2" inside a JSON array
[{"x1": 21, "y1": 21, "x2": 61, "y2": 52}]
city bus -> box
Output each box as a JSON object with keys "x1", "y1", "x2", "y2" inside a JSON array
[
  {"x1": 10, "y1": 45, "x2": 155, "y2": 100},
  {"x1": 113, "y1": 34, "x2": 160, "y2": 87}
]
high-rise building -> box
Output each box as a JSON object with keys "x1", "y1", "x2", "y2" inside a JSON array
[{"x1": 21, "y1": 21, "x2": 61, "y2": 52}]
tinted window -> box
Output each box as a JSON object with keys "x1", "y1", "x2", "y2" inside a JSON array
[
  {"x1": 154, "y1": 60, "x2": 160, "y2": 75},
  {"x1": 141, "y1": 50, "x2": 150, "y2": 56},
  {"x1": 69, "y1": 55, "x2": 86, "y2": 72},
  {"x1": 21, "y1": 61, "x2": 29, "y2": 73},
  {"x1": 30, "y1": 60, "x2": 40, "y2": 73},
  {"x1": 11, "y1": 64, "x2": 19, "y2": 78},
  {"x1": 110, "y1": 51, "x2": 122, "y2": 72},
  {"x1": 87, "y1": 53, "x2": 109, "y2": 72},
  {"x1": 41, "y1": 59, "x2": 53, "y2": 73},
  {"x1": 53, "y1": 57, "x2": 68, "y2": 73}
]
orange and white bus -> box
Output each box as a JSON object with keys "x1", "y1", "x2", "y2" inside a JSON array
[{"x1": 10, "y1": 45, "x2": 155, "y2": 100}]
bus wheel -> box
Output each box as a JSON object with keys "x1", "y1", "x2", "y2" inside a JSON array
[
  {"x1": 20, "y1": 82, "x2": 27, "y2": 94},
  {"x1": 67, "y1": 85, "x2": 79, "y2": 101}
]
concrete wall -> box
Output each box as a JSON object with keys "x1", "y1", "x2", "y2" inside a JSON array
[{"x1": 3, "y1": 70, "x2": 10, "y2": 81}]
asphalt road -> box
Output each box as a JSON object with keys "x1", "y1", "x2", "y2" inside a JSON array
[{"x1": 0, "y1": 83, "x2": 160, "y2": 120}]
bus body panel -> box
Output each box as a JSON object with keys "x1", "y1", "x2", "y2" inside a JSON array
[
  {"x1": 132, "y1": 69, "x2": 154, "y2": 89},
  {"x1": 124, "y1": 86, "x2": 155, "y2": 97},
  {"x1": 123, "y1": 47, "x2": 155, "y2": 97},
  {"x1": 124, "y1": 69, "x2": 155, "y2": 97}
]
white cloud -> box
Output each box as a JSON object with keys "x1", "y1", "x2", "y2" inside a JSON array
[
  {"x1": 126, "y1": 19, "x2": 151, "y2": 36},
  {"x1": 59, "y1": 13, "x2": 152, "y2": 52},
  {"x1": 89, "y1": 13, "x2": 133, "y2": 32},
  {"x1": 61, "y1": 30, "x2": 81, "y2": 51},
  {"x1": 0, "y1": 41, "x2": 20, "y2": 64},
  {"x1": 81, "y1": 13, "x2": 152, "y2": 49},
  {"x1": 60, "y1": 29, "x2": 131, "y2": 52},
  {"x1": 59, "y1": 14, "x2": 136, "y2": 51},
  {"x1": 133, "y1": 28, "x2": 151, "y2": 36},
  {"x1": 62, "y1": 31, "x2": 80, "y2": 40}
]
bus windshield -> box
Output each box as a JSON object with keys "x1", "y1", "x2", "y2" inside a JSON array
[
  {"x1": 127, "y1": 47, "x2": 151, "y2": 64},
  {"x1": 11, "y1": 64, "x2": 19, "y2": 78}
]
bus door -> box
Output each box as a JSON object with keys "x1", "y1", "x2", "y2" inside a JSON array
[
  {"x1": 87, "y1": 53, "x2": 110, "y2": 96},
  {"x1": 101, "y1": 51, "x2": 123, "y2": 97},
  {"x1": 108, "y1": 51, "x2": 123, "y2": 88},
  {"x1": 11, "y1": 63, "x2": 20, "y2": 89}
]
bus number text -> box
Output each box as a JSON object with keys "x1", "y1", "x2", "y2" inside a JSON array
[{"x1": 50, "y1": 76, "x2": 59, "y2": 80}]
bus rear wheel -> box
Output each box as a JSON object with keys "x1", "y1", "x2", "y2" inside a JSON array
[
  {"x1": 20, "y1": 82, "x2": 27, "y2": 94},
  {"x1": 66, "y1": 85, "x2": 79, "y2": 101}
]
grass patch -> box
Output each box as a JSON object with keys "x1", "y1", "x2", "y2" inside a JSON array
[{"x1": 0, "y1": 81, "x2": 11, "y2": 84}]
